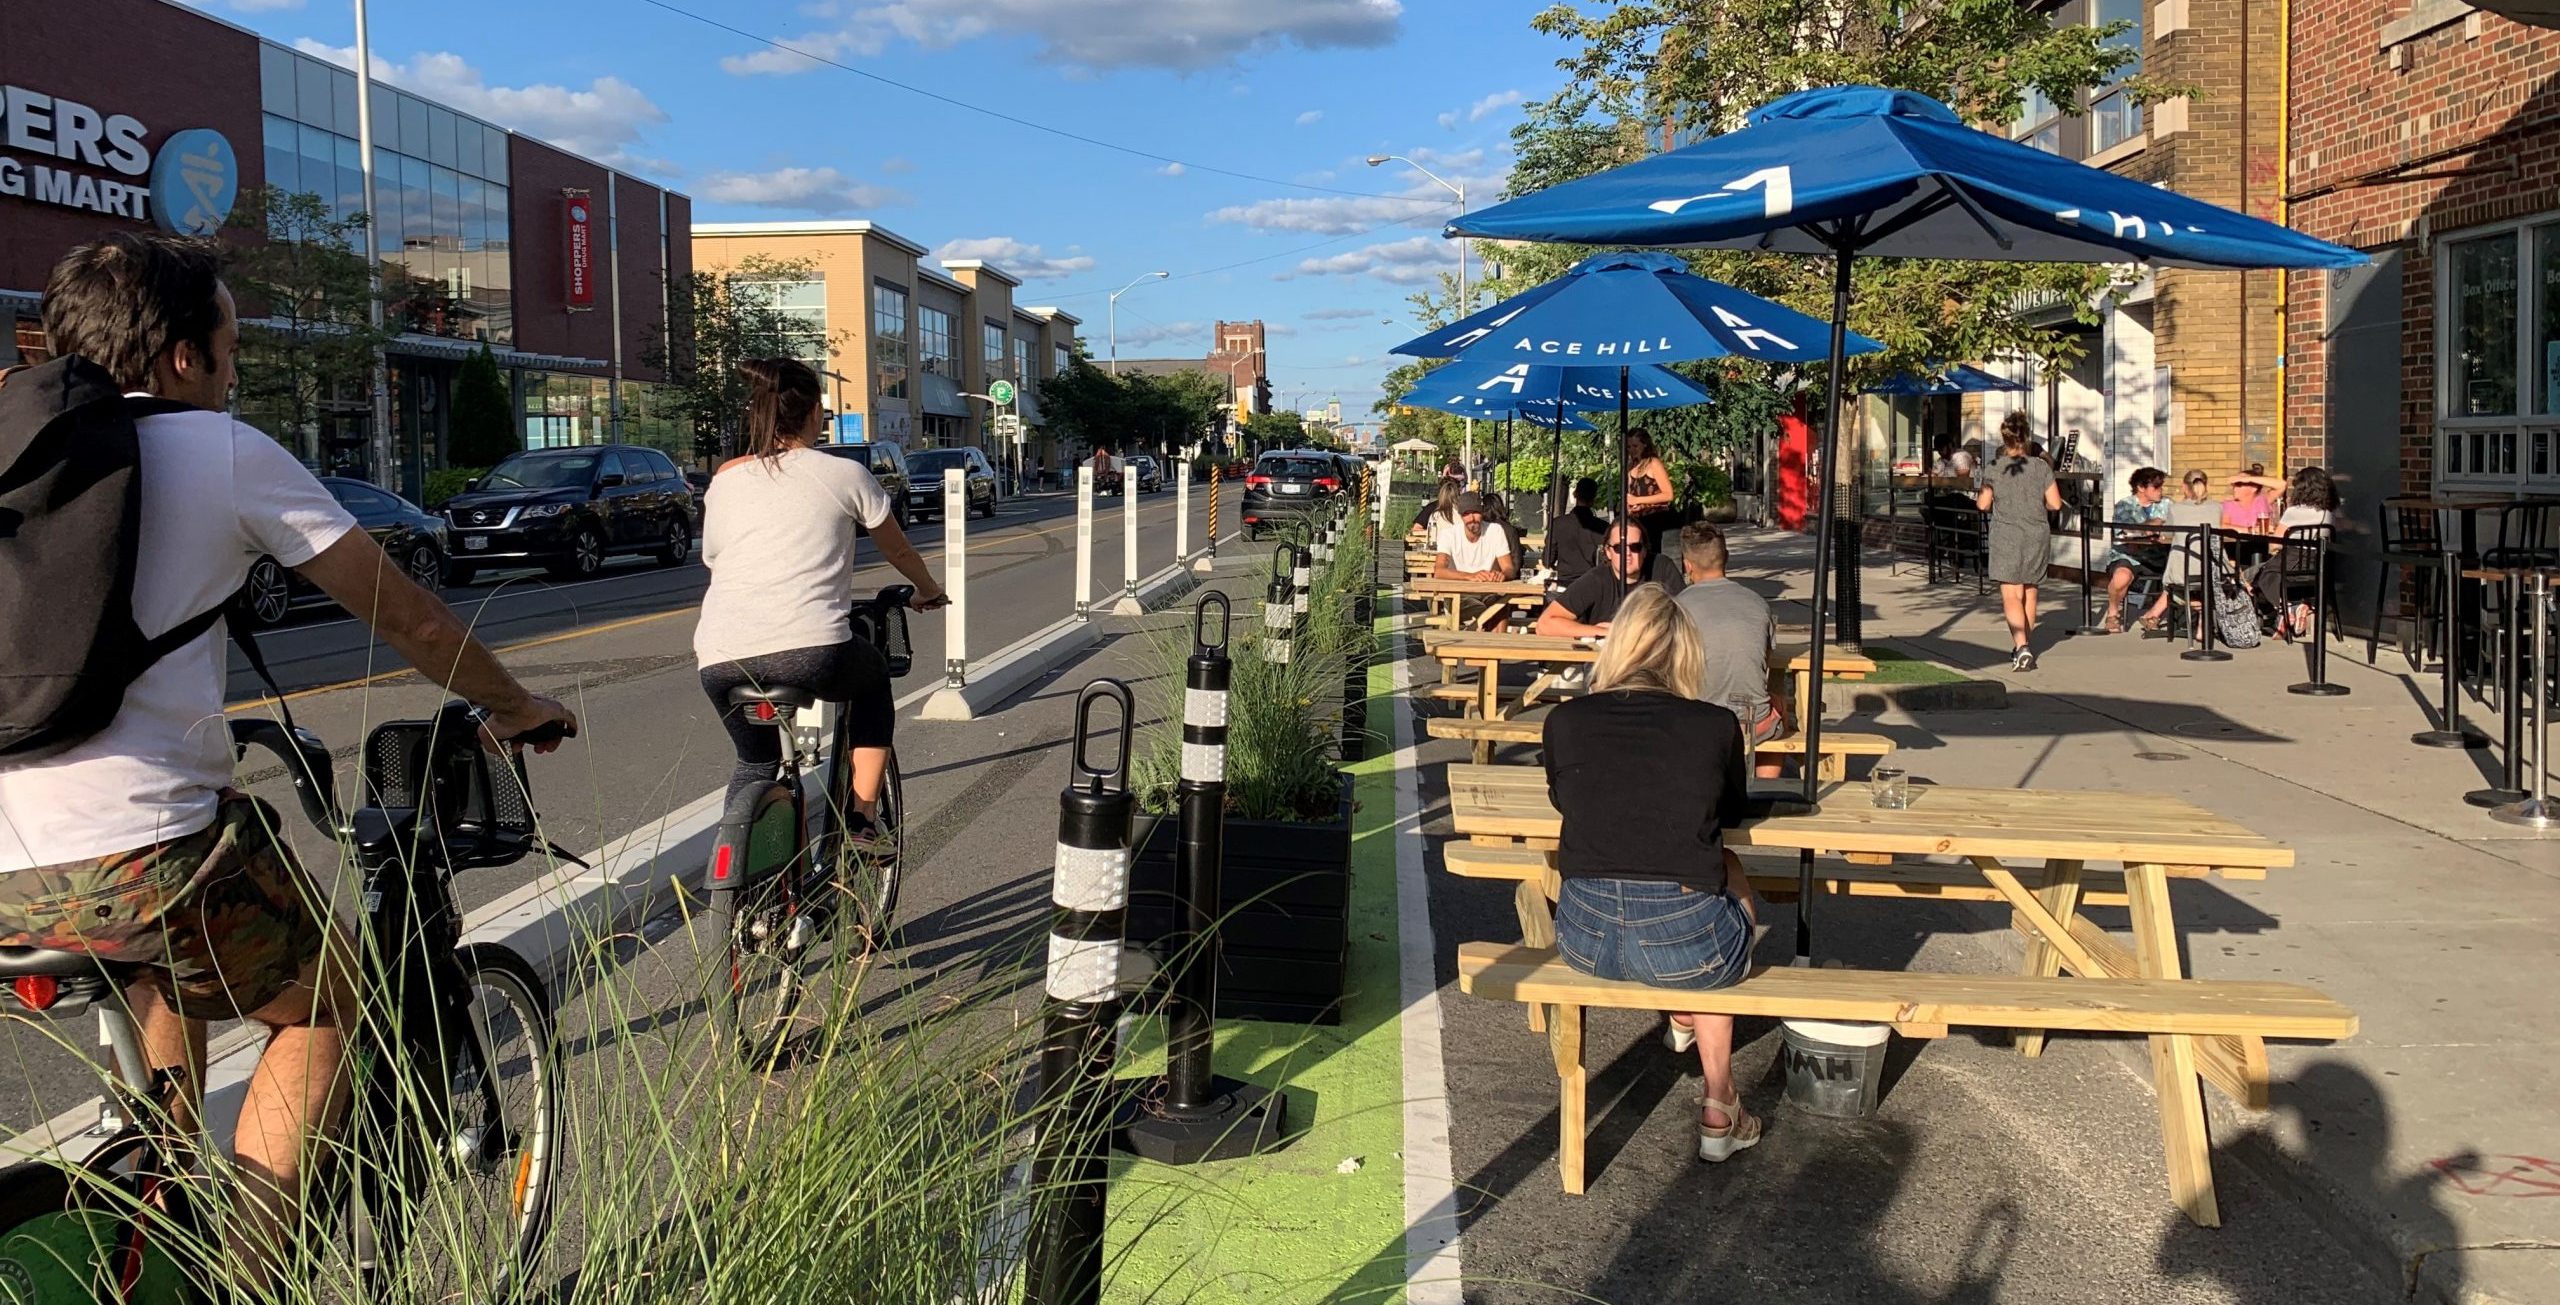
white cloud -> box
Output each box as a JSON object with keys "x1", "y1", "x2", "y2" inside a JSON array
[
  {"x1": 1295, "y1": 109, "x2": 1324, "y2": 126},
  {"x1": 1464, "y1": 89, "x2": 1524, "y2": 122},
  {"x1": 1207, "y1": 146, "x2": 1499, "y2": 235},
  {"x1": 721, "y1": 0, "x2": 1401, "y2": 76},
  {"x1": 1435, "y1": 111, "x2": 1459, "y2": 130},
  {"x1": 934, "y1": 236, "x2": 1097, "y2": 281},
  {"x1": 1158, "y1": 162, "x2": 1187, "y2": 177},
  {"x1": 698, "y1": 166, "x2": 908, "y2": 214},
  {"x1": 293, "y1": 41, "x2": 670, "y2": 173},
  {"x1": 1302, "y1": 306, "x2": 1375, "y2": 320},
  {"x1": 880, "y1": 156, "x2": 917, "y2": 174},
  {"x1": 1266, "y1": 322, "x2": 1300, "y2": 337},
  {"x1": 1274, "y1": 236, "x2": 1452, "y2": 286},
  {"x1": 1114, "y1": 319, "x2": 1206, "y2": 349}
]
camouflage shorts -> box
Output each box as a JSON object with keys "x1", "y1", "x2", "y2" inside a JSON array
[{"x1": 0, "y1": 797, "x2": 325, "y2": 1021}]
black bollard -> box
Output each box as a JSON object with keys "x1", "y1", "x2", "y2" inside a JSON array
[
  {"x1": 1291, "y1": 544, "x2": 1313, "y2": 623},
  {"x1": 2289, "y1": 530, "x2": 2350, "y2": 697},
  {"x1": 1123, "y1": 595, "x2": 1289, "y2": 1165},
  {"x1": 1264, "y1": 547, "x2": 1295, "y2": 665},
  {"x1": 1025, "y1": 681, "x2": 1137, "y2": 1305}
]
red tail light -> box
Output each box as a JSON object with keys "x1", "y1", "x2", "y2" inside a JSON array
[
  {"x1": 751, "y1": 702, "x2": 778, "y2": 722},
  {"x1": 1315, "y1": 477, "x2": 1340, "y2": 492},
  {"x1": 12, "y1": 976, "x2": 60, "y2": 1011},
  {"x1": 711, "y1": 844, "x2": 734, "y2": 883},
  {"x1": 1246, "y1": 474, "x2": 1272, "y2": 488}
]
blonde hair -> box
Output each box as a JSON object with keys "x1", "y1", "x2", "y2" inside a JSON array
[{"x1": 1588, "y1": 584, "x2": 1703, "y2": 698}]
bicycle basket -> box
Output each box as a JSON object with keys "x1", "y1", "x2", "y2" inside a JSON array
[
  {"x1": 360, "y1": 704, "x2": 541, "y2": 868},
  {"x1": 856, "y1": 600, "x2": 915, "y2": 679}
]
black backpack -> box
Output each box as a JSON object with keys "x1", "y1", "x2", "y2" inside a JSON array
[{"x1": 0, "y1": 355, "x2": 234, "y2": 758}]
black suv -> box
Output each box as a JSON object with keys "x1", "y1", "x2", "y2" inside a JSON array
[
  {"x1": 901, "y1": 445, "x2": 1000, "y2": 520},
  {"x1": 1241, "y1": 449, "x2": 1348, "y2": 539},
  {"x1": 236, "y1": 478, "x2": 449, "y2": 627},
  {"x1": 820, "y1": 441, "x2": 915, "y2": 526},
  {"x1": 440, "y1": 445, "x2": 697, "y2": 583}
]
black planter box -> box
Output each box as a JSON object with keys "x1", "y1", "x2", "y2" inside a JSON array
[{"x1": 1127, "y1": 773, "x2": 1353, "y2": 1025}]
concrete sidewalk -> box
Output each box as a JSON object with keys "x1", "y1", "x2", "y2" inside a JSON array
[{"x1": 1715, "y1": 526, "x2": 2560, "y2": 1304}]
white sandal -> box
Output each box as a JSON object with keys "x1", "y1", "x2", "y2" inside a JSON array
[{"x1": 1698, "y1": 1095, "x2": 1762, "y2": 1163}]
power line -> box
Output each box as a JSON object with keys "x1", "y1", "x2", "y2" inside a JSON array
[{"x1": 631, "y1": 0, "x2": 1453, "y2": 207}]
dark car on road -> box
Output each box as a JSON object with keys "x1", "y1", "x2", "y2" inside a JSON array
[
  {"x1": 235, "y1": 478, "x2": 450, "y2": 627},
  {"x1": 901, "y1": 445, "x2": 1001, "y2": 520},
  {"x1": 817, "y1": 441, "x2": 914, "y2": 526},
  {"x1": 438, "y1": 445, "x2": 697, "y2": 584},
  {"x1": 1127, "y1": 455, "x2": 1164, "y2": 493},
  {"x1": 1241, "y1": 449, "x2": 1348, "y2": 540}
]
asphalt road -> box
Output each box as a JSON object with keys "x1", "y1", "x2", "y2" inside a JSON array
[{"x1": 1, "y1": 482, "x2": 1248, "y2": 1133}]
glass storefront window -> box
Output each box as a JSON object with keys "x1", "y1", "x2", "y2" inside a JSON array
[
  {"x1": 918, "y1": 305, "x2": 956, "y2": 376},
  {"x1": 2538, "y1": 224, "x2": 2560, "y2": 417},
  {"x1": 983, "y1": 321, "x2": 1006, "y2": 372},
  {"x1": 264, "y1": 116, "x2": 299, "y2": 198},
  {"x1": 1055, "y1": 342, "x2": 1071, "y2": 376},
  {"x1": 2452, "y1": 233, "x2": 2519, "y2": 418},
  {"x1": 1013, "y1": 338, "x2": 1031, "y2": 384}
]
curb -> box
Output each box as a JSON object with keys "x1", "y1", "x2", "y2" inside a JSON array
[{"x1": 920, "y1": 615, "x2": 1101, "y2": 721}]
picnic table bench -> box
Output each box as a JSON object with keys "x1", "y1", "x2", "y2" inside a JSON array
[
  {"x1": 1425, "y1": 716, "x2": 1895, "y2": 779},
  {"x1": 1402, "y1": 578, "x2": 1550, "y2": 632},
  {"x1": 1415, "y1": 630, "x2": 1879, "y2": 756},
  {"x1": 1441, "y1": 765, "x2": 2322, "y2": 1226}
]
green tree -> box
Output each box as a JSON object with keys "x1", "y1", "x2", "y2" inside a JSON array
[
  {"x1": 448, "y1": 343, "x2": 516, "y2": 467},
  {"x1": 643, "y1": 254, "x2": 839, "y2": 461},
  {"x1": 222, "y1": 186, "x2": 394, "y2": 463},
  {"x1": 1239, "y1": 409, "x2": 1306, "y2": 453},
  {"x1": 1036, "y1": 357, "x2": 1227, "y2": 458}
]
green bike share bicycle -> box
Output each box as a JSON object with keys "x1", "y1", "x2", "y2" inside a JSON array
[{"x1": 0, "y1": 703, "x2": 575, "y2": 1302}]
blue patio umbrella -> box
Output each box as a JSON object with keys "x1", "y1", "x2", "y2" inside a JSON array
[
  {"x1": 1862, "y1": 363, "x2": 2025, "y2": 395},
  {"x1": 1446, "y1": 84, "x2": 2367, "y2": 958},
  {"x1": 1393, "y1": 251, "x2": 1868, "y2": 539},
  {"x1": 1403, "y1": 359, "x2": 1709, "y2": 504}
]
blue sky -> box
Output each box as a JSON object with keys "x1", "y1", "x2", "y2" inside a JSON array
[{"x1": 188, "y1": 0, "x2": 1570, "y2": 421}]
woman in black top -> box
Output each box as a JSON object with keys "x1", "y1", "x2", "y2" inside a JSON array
[
  {"x1": 1541, "y1": 584, "x2": 1764, "y2": 1162},
  {"x1": 1543, "y1": 476, "x2": 1607, "y2": 594}
]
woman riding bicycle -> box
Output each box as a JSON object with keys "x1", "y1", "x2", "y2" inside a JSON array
[{"x1": 695, "y1": 358, "x2": 947, "y2": 846}]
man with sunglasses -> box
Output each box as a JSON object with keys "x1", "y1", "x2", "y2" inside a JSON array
[{"x1": 1536, "y1": 519, "x2": 1684, "y2": 639}]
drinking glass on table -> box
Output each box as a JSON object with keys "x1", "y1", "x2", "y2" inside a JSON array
[{"x1": 1870, "y1": 766, "x2": 1910, "y2": 809}]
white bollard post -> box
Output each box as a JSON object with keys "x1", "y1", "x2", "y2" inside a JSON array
[
  {"x1": 1176, "y1": 459, "x2": 1192, "y2": 566},
  {"x1": 1112, "y1": 463, "x2": 1145, "y2": 616},
  {"x1": 1377, "y1": 458, "x2": 1394, "y2": 534},
  {"x1": 1075, "y1": 466, "x2": 1095, "y2": 620},
  {"x1": 943, "y1": 467, "x2": 968, "y2": 689}
]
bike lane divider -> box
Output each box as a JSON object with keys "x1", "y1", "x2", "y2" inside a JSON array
[{"x1": 1099, "y1": 597, "x2": 1462, "y2": 1301}]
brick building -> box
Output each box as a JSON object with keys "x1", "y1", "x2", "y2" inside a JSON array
[{"x1": 2286, "y1": 2, "x2": 2560, "y2": 633}]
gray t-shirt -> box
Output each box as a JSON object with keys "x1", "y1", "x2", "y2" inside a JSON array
[
  {"x1": 1675, "y1": 577, "x2": 1774, "y2": 723},
  {"x1": 1983, "y1": 455, "x2": 2055, "y2": 529}
]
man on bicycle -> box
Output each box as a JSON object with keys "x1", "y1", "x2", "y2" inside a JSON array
[
  {"x1": 696, "y1": 358, "x2": 946, "y2": 846},
  {"x1": 0, "y1": 233, "x2": 577, "y2": 1289}
]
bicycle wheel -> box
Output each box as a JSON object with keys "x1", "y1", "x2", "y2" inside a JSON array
[
  {"x1": 0, "y1": 1137, "x2": 200, "y2": 1305},
  {"x1": 710, "y1": 786, "x2": 812, "y2": 1067},
  {"x1": 836, "y1": 749, "x2": 904, "y2": 955},
  {"x1": 368, "y1": 947, "x2": 558, "y2": 1296}
]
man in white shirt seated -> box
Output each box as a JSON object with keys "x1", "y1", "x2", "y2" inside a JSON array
[{"x1": 1431, "y1": 491, "x2": 1517, "y2": 629}]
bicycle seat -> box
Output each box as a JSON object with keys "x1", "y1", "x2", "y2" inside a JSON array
[
  {"x1": 0, "y1": 945, "x2": 140, "y2": 982},
  {"x1": 727, "y1": 686, "x2": 820, "y2": 710}
]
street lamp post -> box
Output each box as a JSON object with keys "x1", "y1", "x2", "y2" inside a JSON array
[
  {"x1": 1368, "y1": 154, "x2": 1471, "y2": 479},
  {"x1": 1108, "y1": 271, "x2": 1170, "y2": 377}
]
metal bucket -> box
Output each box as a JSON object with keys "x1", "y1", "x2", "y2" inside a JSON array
[{"x1": 1779, "y1": 1018, "x2": 1890, "y2": 1119}]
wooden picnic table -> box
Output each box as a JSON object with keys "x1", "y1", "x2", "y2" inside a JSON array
[
  {"x1": 1420, "y1": 631, "x2": 1878, "y2": 743},
  {"x1": 1402, "y1": 578, "x2": 1549, "y2": 631},
  {"x1": 1442, "y1": 764, "x2": 2296, "y2": 1224}
]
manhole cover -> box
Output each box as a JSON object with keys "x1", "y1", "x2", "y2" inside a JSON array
[{"x1": 2133, "y1": 752, "x2": 2189, "y2": 762}]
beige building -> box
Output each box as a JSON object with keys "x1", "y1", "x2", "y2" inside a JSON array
[{"x1": 690, "y1": 221, "x2": 1081, "y2": 479}]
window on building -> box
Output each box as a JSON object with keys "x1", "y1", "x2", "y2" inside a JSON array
[
  {"x1": 918, "y1": 305, "x2": 957, "y2": 376},
  {"x1": 735, "y1": 278, "x2": 829, "y2": 371},
  {"x1": 1013, "y1": 338, "x2": 1031, "y2": 384},
  {"x1": 1056, "y1": 342, "x2": 1072, "y2": 376},
  {"x1": 2088, "y1": 0, "x2": 2145, "y2": 152},
  {"x1": 2013, "y1": 86, "x2": 2063, "y2": 156},
  {"x1": 2452, "y1": 233, "x2": 2520, "y2": 419},
  {"x1": 874, "y1": 282, "x2": 910, "y2": 401},
  {"x1": 984, "y1": 321, "x2": 1008, "y2": 374}
]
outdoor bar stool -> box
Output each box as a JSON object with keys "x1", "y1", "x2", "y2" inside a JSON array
[
  {"x1": 1923, "y1": 493, "x2": 1987, "y2": 592},
  {"x1": 2376, "y1": 498, "x2": 2447, "y2": 670}
]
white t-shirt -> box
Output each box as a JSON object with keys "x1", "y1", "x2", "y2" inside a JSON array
[
  {"x1": 0, "y1": 409, "x2": 355, "y2": 871},
  {"x1": 694, "y1": 447, "x2": 894, "y2": 666},
  {"x1": 2277, "y1": 504, "x2": 2333, "y2": 531},
  {"x1": 1437, "y1": 522, "x2": 1513, "y2": 575}
]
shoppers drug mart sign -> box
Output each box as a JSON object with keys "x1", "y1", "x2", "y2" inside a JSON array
[
  {"x1": 0, "y1": 84, "x2": 237, "y2": 234},
  {"x1": 562, "y1": 188, "x2": 596, "y2": 310}
]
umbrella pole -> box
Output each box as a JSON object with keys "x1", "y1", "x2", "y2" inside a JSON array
[
  {"x1": 1550, "y1": 409, "x2": 1566, "y2": 523},
  {"x1": 1797, "y1": 247, "x2": 1856, "y2": 962},
  {"x1": 1617, "y1": 365, "x2": 1632, "y2": 607}
]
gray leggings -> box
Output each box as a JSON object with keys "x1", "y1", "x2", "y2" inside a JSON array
[{"x1": 700, "y1": 638, "x2": 891, "y2": 804}]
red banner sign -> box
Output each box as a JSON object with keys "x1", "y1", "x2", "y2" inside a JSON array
[{"x1": 562, "y1": 188, "x2": 595, "y2": 311}]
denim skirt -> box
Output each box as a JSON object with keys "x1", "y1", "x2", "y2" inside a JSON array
[{"x1": 1555, "y1": 877, "x2": 1754, "y2": 991}]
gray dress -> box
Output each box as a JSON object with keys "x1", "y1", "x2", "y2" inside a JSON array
[{"x1": 1983, "y1": 455, "x2": 2056, "y2": 586}]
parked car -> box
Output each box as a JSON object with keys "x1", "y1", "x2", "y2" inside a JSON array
[
  {"x1": 1240, "y1": 449, "x2": 1349, "y2": 540},
  {"x1": 438, "y1": 444, "x2": 697, "y2": 584},
  {"x1": 815, "y1": 441, "x2": 914, "y2": 527},
  {"x1": 683, "y1": 468, "x2": 710, "y2": 516},
  {"x1": 1131, "y1": 452, "x2": 1172, "y2": 493},
  {"x1": 235, "y1": 478, "x2": 450, "y2": 628},
  {"x1": 902, "y1": 445, "x2": 1001, "y2": 520}
]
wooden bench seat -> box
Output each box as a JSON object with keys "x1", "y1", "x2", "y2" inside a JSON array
[
  {"x1": 1455, "y1": 940, "x2": 2357, "y2": 1212},
  {"x1": 1441, "y1": 841, "x2": 2133, "y2": 909},
  {"x1": 1426, "y1": 717, "x2": 1895, "y2": 779}
]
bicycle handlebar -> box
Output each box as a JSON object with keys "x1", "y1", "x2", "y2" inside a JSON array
[{"x1": 230, "y1": 719, "x2": 342, "y2": 834}]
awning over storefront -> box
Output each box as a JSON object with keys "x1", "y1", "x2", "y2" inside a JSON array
[
  {"x1": 385, "y1": 333, "x2": 606, "y2": 372},
  {"x1": 921, "y1": 370, "x2": 968, "y2": 418},
  {"x1": 1014, "y1": 382, "x2": 1044, "y2": 425}
]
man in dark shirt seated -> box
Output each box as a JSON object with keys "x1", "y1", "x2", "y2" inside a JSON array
[
  {"x1": 1536, "y1": 519, "x2": 1685, "y2": 638},
  {"x1": 1542, "y1": 477, "x2": 1608, "y2": 594}
]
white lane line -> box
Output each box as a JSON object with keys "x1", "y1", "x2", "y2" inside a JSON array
[{"x1": 1392, "y1": 601, "x2": 1465, "y2": 1302}]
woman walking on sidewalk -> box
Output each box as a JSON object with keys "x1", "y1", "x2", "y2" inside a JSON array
[
  {"x1": 1541, "y1": 586, "x2": 1766, "y2": 1162},
  {"x1": 1978, "y1": 411, "x2": 2064, "y2": 671}
]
